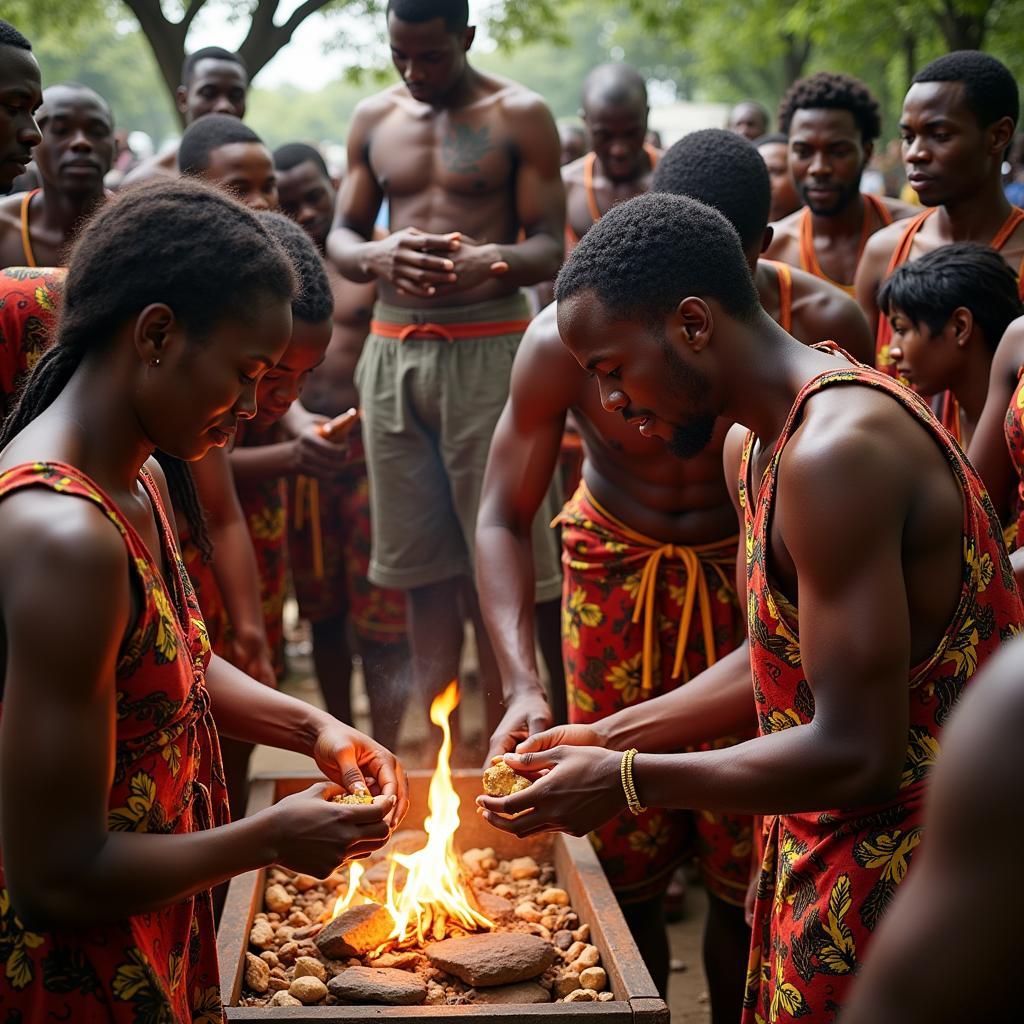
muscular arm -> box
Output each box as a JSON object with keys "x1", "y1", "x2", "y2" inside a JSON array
[
  {"x1": 476, "y1": 308, "x2": 575, "y2": 756},
  {"x1": 841, "y1": 637, "x2": 1024, "y2": 1024},
  {"x1": 635, "y1": 420, "x2": 912, "y2": 815},
  {"x1": 854, "y1": 227, "x2": 897, "y2": 338},
  {"x1": 967, "y1": 317, "x2": 1024, "y2": 523},
  {"x1": 190, "y1": 446, "x2": 273, "y2": 683}
]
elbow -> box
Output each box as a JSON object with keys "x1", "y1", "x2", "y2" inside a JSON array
[
  {"x1": 842, "y1": 748, "x2": 905, "y2": 808},
  {"x1": 5, "y1": 875, "x2": 78, "y2": 932}
]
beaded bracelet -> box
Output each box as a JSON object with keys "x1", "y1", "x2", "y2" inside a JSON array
[{"x1": 620, "y1": 748, "x2": 646, "y2": 815}]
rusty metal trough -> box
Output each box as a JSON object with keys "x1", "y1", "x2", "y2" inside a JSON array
[{"x1": 218, "y1": 770, "x2": 669, "y2": 1022}]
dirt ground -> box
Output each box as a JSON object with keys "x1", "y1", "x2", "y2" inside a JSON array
[{"x1": 249, "y1": 619, "x2": 711, "y2": 1022}]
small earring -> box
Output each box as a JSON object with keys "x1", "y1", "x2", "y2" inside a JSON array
[{"x1": 150, "y1": 357, "x2": 161, "y2": 367}]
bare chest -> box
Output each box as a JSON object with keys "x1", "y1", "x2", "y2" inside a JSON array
[{"x1": 370, "y1": 110, "x2": 515, "y2": 201}]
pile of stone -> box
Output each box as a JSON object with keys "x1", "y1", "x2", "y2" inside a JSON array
[{"x1": 238, "y1": 841, "x2": 613, "y2": 1008}]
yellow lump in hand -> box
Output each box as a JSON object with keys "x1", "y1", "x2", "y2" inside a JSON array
[
  {"x1": 483, "y1": 759, "x2": 530, "y2": 797},
  {"x1": 332, "y1": 791, "x2": 373, "y2": 805}
]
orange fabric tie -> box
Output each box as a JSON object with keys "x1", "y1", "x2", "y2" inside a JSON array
[
  {"x1": 293, "y1": 475, "x2": 324, "y2": 579},
  {"x1": 370, "y1": 318, "x2": 531, "y2": 342}
]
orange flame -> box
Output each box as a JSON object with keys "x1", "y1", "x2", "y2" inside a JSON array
[
  {"x1": 328, "y1": 861, "x2": 371, "y2": 921},
  {"x1": 382, "y1": 680, "x2": 493, "y2": 946}
]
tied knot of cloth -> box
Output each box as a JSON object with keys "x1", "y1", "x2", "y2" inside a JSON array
[
  {"x1": 369, "y1": 317, "x2": 532, "y2": 344},
  {"x1": 631, "y1": 542, "x2": 732, "y2": 696}
]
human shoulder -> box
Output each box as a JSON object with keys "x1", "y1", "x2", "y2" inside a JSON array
[
  {"x1": 561, "y1": 155, "x2": 587, "y2": 187},
  {"x1": 861, "y1": 216, "x2": 907, "y2": 268},
  {"x1": 789, "y1": 266, "x2": 873, "y2": 363},
  {"x1": 493, "y1": 81, "x2": 558, "y2": 142},
  {"x1": 511, "y1": 303, "x2": 585, "y2": 410},
  {"x1": 768, "y1": 207, "x2": 803, "y2": 245},
  {"x1": 881, "y1": 196, "x2": 919, "y2": 222},
  {"x1": 353, "y1": 86, "x2": 404, "y2": 125}
]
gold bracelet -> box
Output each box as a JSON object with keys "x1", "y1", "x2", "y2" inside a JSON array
[{"x1": 620, "y1": 748, "x2": 647, "y2": 815}]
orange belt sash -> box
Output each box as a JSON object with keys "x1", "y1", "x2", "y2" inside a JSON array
[{"x1": 369, "y1": 318, "x2": 531, "y2": 342}]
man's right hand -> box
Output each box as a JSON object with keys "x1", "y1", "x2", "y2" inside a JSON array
[
  {"x1": 485, "y1": 689, "x2": 553, "y2": 764},
  {"x1": 266, "y1": 782, "x2": 394, "y2": 878},
  {"x1": 367, "y1": 227, "x2": 460, "y2": 297}
]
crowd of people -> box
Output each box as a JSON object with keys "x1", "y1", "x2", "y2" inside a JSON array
[{"x1": 0, "y1": 0, "x2": 1021, "y2": 1021}]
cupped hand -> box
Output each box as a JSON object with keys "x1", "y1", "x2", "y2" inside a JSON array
[
  {"x1": 476, "y1": 745, "x2": 624, "y2": 839},
  {"x1": 292, "y1": 423, "x2": 348, "y2": 479},
  {"x1": 514, "y1": 722, "x2": 610, "y2": 755},
  {"x1": 484, "y1": 689, "x2": 553, "y2": 764},
  {"x1": 312, "y1": 720, "x2": 409, "y2": 829},
  {"x1": 269, "y1": 782, "x2": 394, "y2": 877}
]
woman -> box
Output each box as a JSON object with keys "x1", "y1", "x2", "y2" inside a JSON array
[{"x1": 0, "y1": 178, "x2": 407, "y2": 1021}]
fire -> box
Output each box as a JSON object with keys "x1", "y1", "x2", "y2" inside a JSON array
[
  {"x1": 328, "y1": 862, "x2": 370, "y2": 920},
  {"x1": 383, "y1": 680, "x2": 493, "y2": 946}
]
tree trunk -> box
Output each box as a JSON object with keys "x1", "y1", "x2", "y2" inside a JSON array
[
  {"x1": 934, "y1": 0, "x2": 990, "y2": 51},
  {"x1": 781, "y1": 32, "x2": 812, "y2": 91},
  {"x1": 903, "y1": 31, "x2": 917, "y2": 94}
]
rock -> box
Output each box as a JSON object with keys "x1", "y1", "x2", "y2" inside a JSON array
[
  {"x1": 553, "y1": 930, "x2": 574, "y2": 950},
  {"x1": 425, "y1": 933, "x2": 557, "y2": 987},
  {"x1": 294, "y1": 873, "x2": 319, "y2": 892},
  {"x1": 249, "y1": 919, "x2": 275, "y2": 950},
  {"x1": 289, "y1": 976, "x2": 328, "y2": 1005},
  {"x1": 426, "y1": 981, "x2": 446, "y2": 1005},
  {"x1": 371, "y1": 950, "x2": 421, "y2": 970},
  {"x1": 293, "y1": 956, "x2": 327, "y2": 983},
  {"x1": 598, "y1": 990, "x2": 615, "y2": 1001},
  {"x1": 576, "y1": 944, "x2": 601, "y2": 969},
  {"x1": 476, "y1": 891, "x2": 513, "y2": 921},
  {"x1": 277, "y1": 941, "x2": 299, "y2": 964},
  {"x1": 473, "y1": 980, "x2": 551, "y2": 1004},
  {"x1": 580, "y1": 966, "x2": 607, "y2": 991},
  {"x1": 315, "y1": 903, "x2": 394, "y2": 959},
  {"x1": 288, "y1": 909, "x2": 311, "y2": 928},
  {"x1": 266, "y1": 977, "x2": 290, "y2": 993},
  {"x1": 264, "y1": 883, "x2": 294, "y2": 915},
  {"x1": 515, "y1": 902, "x2": 542, "y2": 923},
  {"x1": 493, "y1": 884, "x2": 515, "y2": 899},
  {"x1": 540, "y1": 887, "x2": 569, "y2": 906},
  {"x1": 328, "y1": 966, "x2": 427, "y2": 1005},
  {"x1": 483, "y1": 761, "x2": 530, "y2": 796},
  {"x1": 509, "y1": 857, "x2": 540, "y2": 880},
  {"x1": 291, "y1": 923, "x2": 322, "y2": 941},
  {"x1": 572, "y1": 923, "x2": 590, "y2": 943},
  {"x1": 276, "y1": 925, "x2": 295, "y2": 943},
  {"x1": 563, "y1": 941, "x2": 585, "y2": 962},
  {"x1": 258, "y1": 951, "x2": 279, "y2": 967},
  {"x1": 553, "y1": 974, "x2": 582, "y2": 997},
  {"x1": 333, "y1": 791, "x2": 373, "y2": 805},
  {"x1": 244, "y1": 953, "x2": 270, "y2": 994},
  {"x1": 564, "y1": 987, "x2": 595, "y2": 1002},
  {"x1": 524, "y1": 923, "x2": 552, "y2": 942},
  {"x1": 269, "y1": 991, "x2": 302, "y2": 1007},
  {"x1": 541, "y1": 914, "x2": 558, "y2": 930}
]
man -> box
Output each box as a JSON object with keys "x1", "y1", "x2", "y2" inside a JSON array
[
  {"x1": 727, "y1": 99, "x2": 768, "y2": 140},
  {"x1": 327, "y1": 0, "x2": 565, "y2": 729},
  {"x1": 564, "y1": 63, "x2": 659, "y2": 249},
  {"x1": 767, "y1": 73, "x2": 916, "y2": 294},
  {"x1": 122, "y1": 46, "x2": 248, "y2": 186},
  {"x1": 841, "y1": 635, "x2": 1024, "y2": 1024},
  {"x1": 274, "y1": 141, "x2": 411, "y2": 751},
  {"x1": 0, "y1": 82, "x2": 113, "y2": 268},
  {"x1": 476, "y1": 129, "x2": 870, "y2": 1020},
  {"x1": 0, "y1": 21, "x2": 41, "y2": 195},
  {"x1": 558, "y1": 122, "x2": 586, "y2": 166},
  {"x1": 756, "y1": 131, "x2": 802, "y2": 222},
  {"x1": 178, "y1": 114, "x2": 277, "y2": 210},
  {"x1": 855, "y1": 51, "x2": 1024, "y2": 372},
  {"x1": 477, "y1": 191, "x2": 1024, "y2": 1023}
]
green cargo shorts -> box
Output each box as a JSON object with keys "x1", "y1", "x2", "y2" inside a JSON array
[{"x1": 355, "y1": 291, "x2": 563, "y2": 600}]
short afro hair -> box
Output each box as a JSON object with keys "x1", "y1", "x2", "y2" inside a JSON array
[
  {"x1": 0, "y1": 20, "x2": 31, "y2": 50},
  {"x1": 555, "y1": 192, "x2": 761, "y2": 326},
  {"x1": 778, "y1": 72, "x2": 882, "y2": 144},
  {"x1": 878, "y1": 242, "x2": 1022, "y2": 353},
  {"x1": 273, "y1": 142, "x2": 331, "y2": 182},
  {"x1": 652, "y1": 128, "x2": 770, "y2": 249},
  {"x1": 912, "y1": 51, "x2": 1019, "y2": 129},
  {"x1": 181, "y1": 46, "x2": 247, "y2": 86},
  {"x1": 386, "y1": 0, "x2": 469, "y2": 32},
  {"x1": 179, "y1": 114, "x2": 265, "y2": 175},
  {"x1": 258, "y1": 211, "x2": 333, "y2": 325}
]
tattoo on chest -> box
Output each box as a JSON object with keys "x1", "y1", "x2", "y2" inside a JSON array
[{"x1": 442, "y1": 123, "x2": 494, "y2": 175}]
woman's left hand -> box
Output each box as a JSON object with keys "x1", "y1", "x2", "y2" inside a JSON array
[
  {"x1": 312, "y1": 721, "x2": 409, "y2": 829},
  {"x1": 475, "y1": 746, "x2": 625, "y2": 838}
]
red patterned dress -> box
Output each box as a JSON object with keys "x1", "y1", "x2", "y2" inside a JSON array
[
  {"x1": 1003, "y1": 369, "x2": 1024, "y2": 552},
  {"x1": 0, "y1": 461, "x2": 228, "y2": 1022},
  {"x1": 738, "y1": 356, "x2": 1024, "y2": 1023}
]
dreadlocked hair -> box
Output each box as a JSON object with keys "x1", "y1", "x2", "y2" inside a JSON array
[{"x1": 0, "y1": 178, "x2": 297, "y2": 560}]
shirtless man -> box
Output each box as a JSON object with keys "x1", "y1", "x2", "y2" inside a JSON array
[
  {"x1": 563, "y1": 63, "x2": 659, "y2": 249},
  {"x1": 0, "y1": 83, "x2": 113, "y2": 268},
  {"x1": 122, "y1": 46, "x2": 248, "y2": 186},
  {"x1": 727, "y1": 99, "x2": 768, "y2": 140},
  {"x1": 756, "y1": 131, "x2": 801, "y2": 222},
  {"x1": 326, "y1": 0, "x2": 565, "y2": 727},
  {"x1": 767, "y1": 73, "x2": 916, "y2": 294},
  {"x1": 476, "y1": 128, "x2": 869, "y2": 1020},
  {"x1": 558, "y1": 122, "x2": 586, "y2": 166},
  {"x1": 178, "y1": 114, "x2": 277, "y2": 210},
  {"x1": 855, "y1": 51, "x2": 1024, "y2": 371},
  {"x1": 477, "y1": 190, "x2": 1023, "y2": 1024},
  {"x1": 274, "y1": 141, "x2": 411, "y2": 751},
  {"x1": 0, "y1": 21, "x2": 41, "y2": 195}
]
